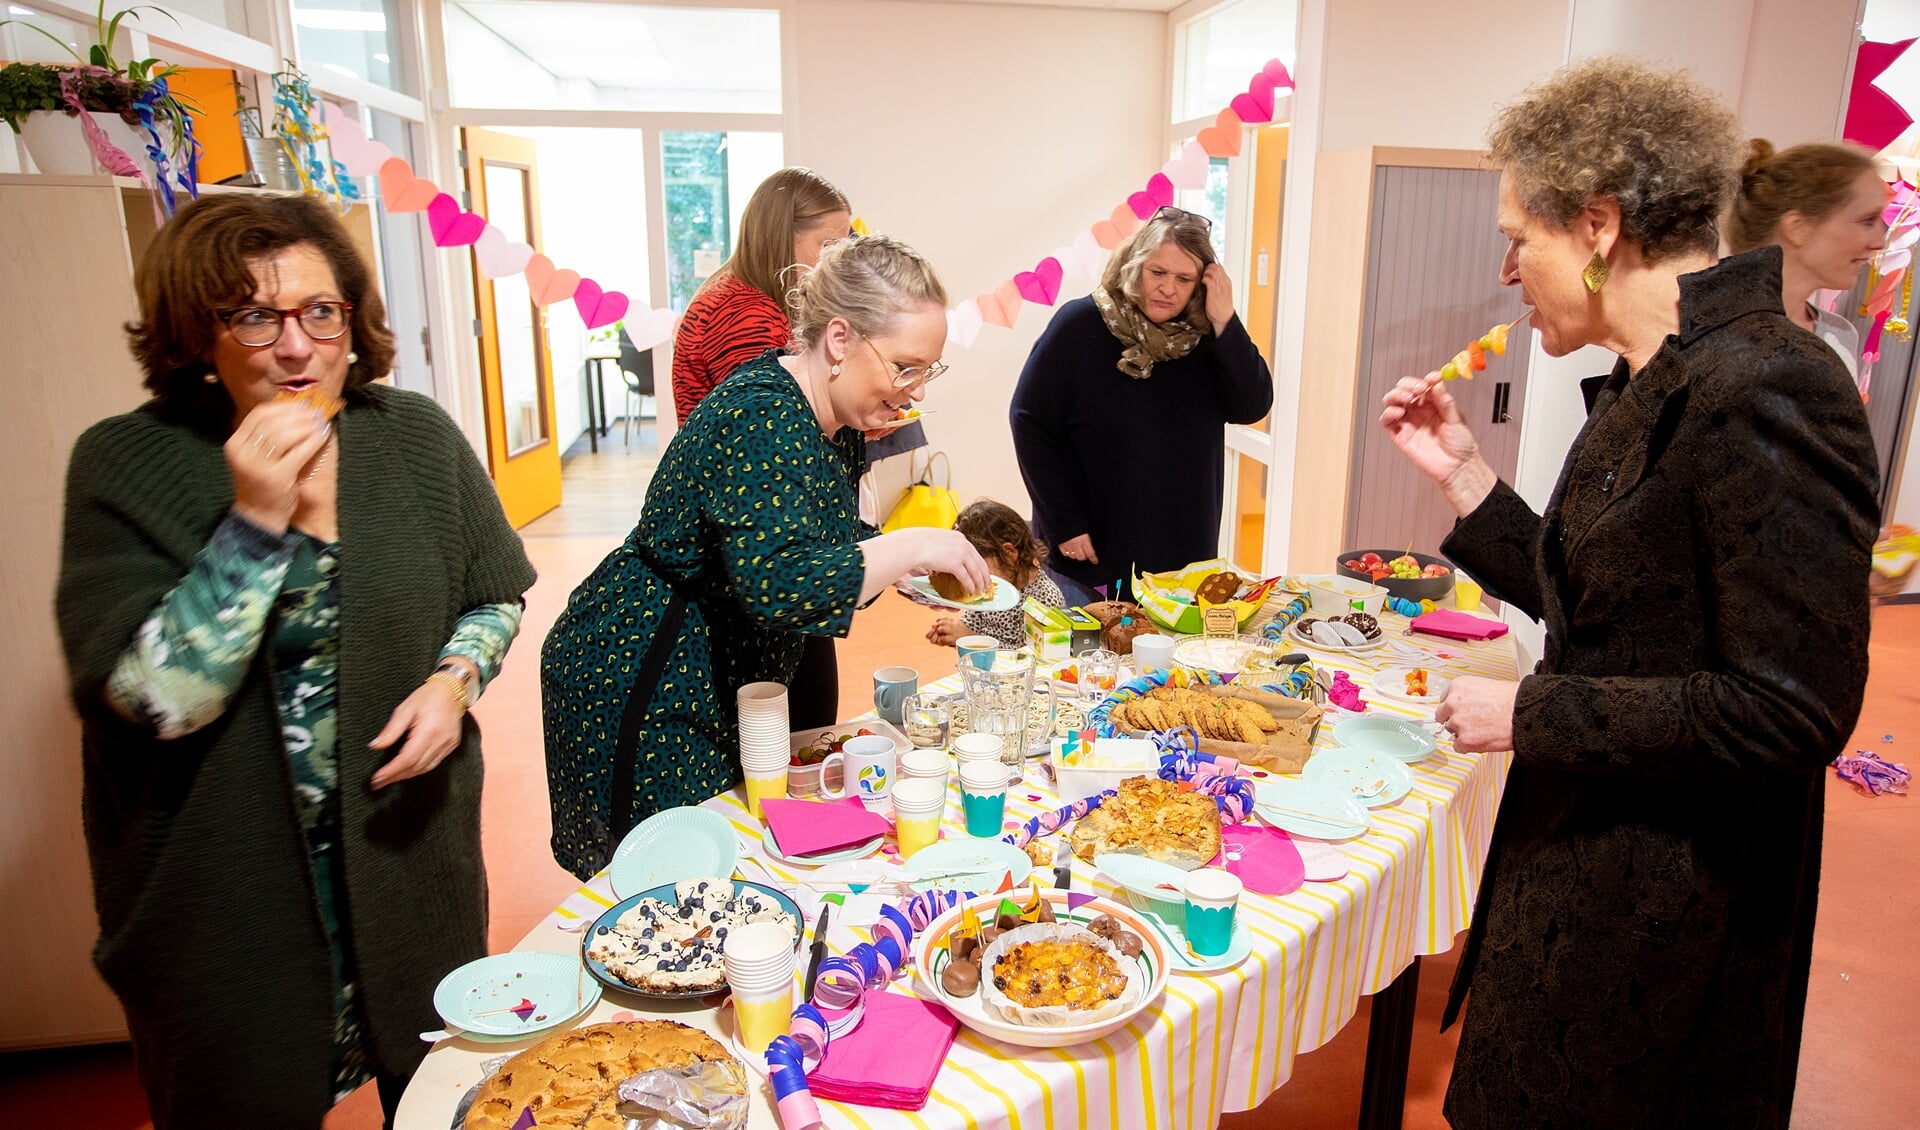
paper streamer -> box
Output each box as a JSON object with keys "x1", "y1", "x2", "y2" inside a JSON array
[{"x1": 766, "y1": 889, "x2": 968, "y2": 1130}]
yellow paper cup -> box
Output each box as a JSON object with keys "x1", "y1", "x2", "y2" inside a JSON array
[
  {"x1": 896, "y1": 812, "x2": 942, "y2": 859},
  {"x1": 744, "y1": 769, "x2": 788, "y2": 819},
  {"x1": 1454, "y1": 579, "x2": 1484, "y2": 612},
  {"x1": 891, "y1": 777, "x2": 946, "y2": 860}
]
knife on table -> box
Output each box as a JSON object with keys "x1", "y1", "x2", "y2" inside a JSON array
[
  {"x1": 1052, "y1": 840, "x2": 1073, "y2": 889},
  {"x1": 801, "y1": 905, "x2": 831, "y2": 999}
]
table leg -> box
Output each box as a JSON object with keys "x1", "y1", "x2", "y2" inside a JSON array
[
  {"x1": 1357, "y1": 954, "x2": 1419, "y2": 1130},
  {"x1": 597, "y1": 365, "x2": 610, "y2": 437},
  {"x1": 584, "y1": 361, "x2": 601, "y2": 454}
]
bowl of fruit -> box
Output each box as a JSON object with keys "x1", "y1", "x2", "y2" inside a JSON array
[
  {"x1": 1337, "y1": 549, "x2": 1455, "y2": 602},
  {"x1": 787, "y1": 722, "x2": 906, "y2": 798}
]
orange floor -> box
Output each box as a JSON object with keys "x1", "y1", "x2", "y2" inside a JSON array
[{"x1": 5, "y1": 443, "x2": 1916, "y2": 1129}]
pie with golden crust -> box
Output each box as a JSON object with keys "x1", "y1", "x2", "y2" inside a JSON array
[
  {"x1": 1069, "y1": 775, "x2": 1221, "y2": 869},
  {"x1": 463, "y1": 1020, "x2": 744, "y2": 1130}
]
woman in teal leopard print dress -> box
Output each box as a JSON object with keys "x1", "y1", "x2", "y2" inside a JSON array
[{"x1": 541, "y1": 235, "x2": 988, "y2": 878}]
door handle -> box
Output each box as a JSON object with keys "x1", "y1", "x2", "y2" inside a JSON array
[{"x1": 1491, "y1": 381, "x2": 1512, "y2": 424}]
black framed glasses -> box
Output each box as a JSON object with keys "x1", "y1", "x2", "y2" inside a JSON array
[
  {"x1": 862, "y1": 334, "x2": 948, "y2": 389},
  {"x1": 222, "y1": 301, "x2": 354, "y2": 347},
  {"x1": 1152, "y1": 205, "x2": 1213, "y2": 229}
]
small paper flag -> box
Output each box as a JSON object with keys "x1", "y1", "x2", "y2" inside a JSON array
[
  {"x1": 1022, "y1": 880, "x2": 1046, "y2": 922},
  {"x1": 822, "y1": 892, "x2": 847, "y2": 906},
  {"x1": 511, "y1": 997, "x2": 535, "y2": 1020},
  {"x1": 997, "y1": 897, "x2": 1023, "y2": 921},
  {"x1": 960, "y1": 903, "x2": 981, "y2": 937},
  {"x1": 995, "y1": 871, "x2": 1015, "y2": 894},
  {"x1": 512, "y1": 1108, "x2": 537, "y2": 1130},
  {"x1": 848, "y1": 883, "x2": 870, "y2": 895},
  {"x1": 1066, "y1": 892, "x2": 1099, "y2": 912}
]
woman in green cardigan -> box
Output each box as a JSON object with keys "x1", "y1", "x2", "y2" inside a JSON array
[
  {"x1": 55, "y1": 194, "x2": 535, "y2": 1128},
  {"x1": 542, "y1": 234, "x2": 987, "y2": 879}
]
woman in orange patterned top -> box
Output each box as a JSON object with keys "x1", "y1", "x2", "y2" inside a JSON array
[{"x1": 670, "y1": 167, "x2": 851, "y2": 423}]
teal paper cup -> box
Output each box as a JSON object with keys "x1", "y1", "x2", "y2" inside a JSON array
[
  {"x1": 958, "y1": 760, "x2": 1008, "y2": 837},
  {"x1": 1182, "y1": 868, "x2": 1242, "y2": 957}
]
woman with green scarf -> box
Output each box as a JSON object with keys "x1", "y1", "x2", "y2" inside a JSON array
[{"x1": 1010, "y1": 207, "x2": 1273, "y2": 603}]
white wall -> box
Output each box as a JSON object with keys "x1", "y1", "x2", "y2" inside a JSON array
[{"x1": 787, "y1": 0, "x2": 1167, "y2": 514}]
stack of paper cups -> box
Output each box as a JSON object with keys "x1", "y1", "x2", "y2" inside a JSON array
[
  {"x1": 958, "y1": 759, "x2": 1009, "y2": 838},
  {"x1": 737, "y1": 682, "x2": 791, "y2": 819},
  {"x1": 723, "y1": 920, "x2": 796, "y2": 1054},
  {"x1": 891, "y1": 777, "x2": 946, "y2": 860},
  {"x1": 899, "y1": 747, "x2": 950, "y2": 794},
  {"x1": 951, "y1": 732, "x2": 1005, "y2": 786}
]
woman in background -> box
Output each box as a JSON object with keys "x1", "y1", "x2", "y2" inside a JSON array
[
  {"x1": 926, "y1": 499, "x2": 1064, "y2": 647},
  {"x1": 670, "y1": 167, "x2": 853, "y2": 729},
  {"x1": 543, "y1": 235, "x2": 986, "y2": 879},
  {"x1": 1010, "y1": 208, "x2": 1270, "y2": 605},
  {"x1": 56, "y1": 194, "x2": 534, "y2": 1128},
  {"x1": 1727, "y1": 139, "x2": 1886, "y2": 380}
]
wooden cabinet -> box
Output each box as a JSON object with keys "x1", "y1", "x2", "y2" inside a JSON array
[
  {"x1": 0, "y1": 174, "x2": 371, "y2": 1050},
  {"x1": 1289, "y1": 148, "x2": 1531, "y2": 571}
]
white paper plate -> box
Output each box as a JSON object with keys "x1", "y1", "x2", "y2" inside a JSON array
[
  {"x1": 609, "y1": 806, "x2": 741, "y2": 899},
  {"x1": 1094, "y1": 851, "x2": 1200, "y2": 905},
  {"x1": 1122, "y1": 891, "x2": 1253, "y2": 973},
  {"x1": 1368, "y1": 666, "x2": 1452, "y2": 710},
  {"x1": 1252, "y1": 777, "x2": 1372, "y2": 839},
  {"x1": 433, "y1": 951, "x2": 601, "y2": 1038},
  {"x1": 905, "y1": 574, "x2": 1021, "y2": 612},
  {"x1": 1303, "y1": 747, "x2": 1416, "y2": 808}
]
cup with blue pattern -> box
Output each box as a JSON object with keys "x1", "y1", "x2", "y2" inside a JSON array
[{"x1": 1181, "y1": 868, "x2": 1242, "y2": 957}]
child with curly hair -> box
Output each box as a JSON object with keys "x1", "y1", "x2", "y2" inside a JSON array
[{"x1": 926, "y1": 500, "x2": 1063, "y2": 648}]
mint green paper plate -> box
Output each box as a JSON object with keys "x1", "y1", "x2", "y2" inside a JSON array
[
  {"x1": 610, "y1": 806, "x2": 739, "y2": 899},
  {"x1": 433, "y1": 951, "x2": 600, "y2": 1038}
]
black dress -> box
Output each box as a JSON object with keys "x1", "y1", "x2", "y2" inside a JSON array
[
  {"x1": 1009, "y1": 297, "x2": 1272, "y2": 595},
  {"x1": 1438, "y1": 247, "x2": 1877, "y2": 1128}
]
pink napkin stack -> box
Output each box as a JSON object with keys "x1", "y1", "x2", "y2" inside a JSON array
[
  {"x1": 759, "y1": 797, "x2": 892, "y2": 857},
  {"x1": 808, "y1": 992, "x2": 960, "y2": 1110},
  {"x1": 1410, "y1": 609, "x2": 1509, "y2": 641}
]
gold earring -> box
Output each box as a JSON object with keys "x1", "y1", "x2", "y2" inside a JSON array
[
  {"x1": 1582, "y1": 251, "x2": 1610, "y2": 294},
  {"x1": 203, "y1": 372, "x2": 219, "y2": 384}
]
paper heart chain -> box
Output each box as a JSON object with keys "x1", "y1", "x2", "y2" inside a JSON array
[
  {"x1": 324, "y1": 101, "x2": 662, "y2": 335},
  {"x1": 944, "y1": 57, "x2": 1291, "y2": 346}
]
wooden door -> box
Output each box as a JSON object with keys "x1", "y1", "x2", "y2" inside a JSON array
[
  {"x1": 464, "y1": 127, "x2": 561, "y2": 527},
  {"x1": 1344, "y1": 165, "x2": 1531, "y2": 557}
]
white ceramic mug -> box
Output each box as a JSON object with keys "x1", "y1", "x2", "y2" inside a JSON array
[{"x1": 823, "y1": 734, "x2": 896, "y2": 805}]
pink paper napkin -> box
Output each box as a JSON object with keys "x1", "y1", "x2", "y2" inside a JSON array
[
  {"x1": 1410, "y1": 609, "x2": 1510, "y2": 641},
  {"x1": 760, "y1": 797, "x2": 892, "y2": 857},
  {"x1": 809, "y1": 991, "x2": 960, "y2": 1110},
  {"x1": 1212, "y1": 824, "x2": 1306, "y2": 895}
]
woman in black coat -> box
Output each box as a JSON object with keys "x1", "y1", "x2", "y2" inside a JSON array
[
  {"x1": 1010, "y1": 208, "x2": 1271, "y2": 603},
  {"x1": 1380, "y1": 60, "x2": 1877, "y2": 1128}
]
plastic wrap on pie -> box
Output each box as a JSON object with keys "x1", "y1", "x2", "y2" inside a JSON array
[{"x1": 977, "y1": 923, "x2": 1144, "y2": 1028}]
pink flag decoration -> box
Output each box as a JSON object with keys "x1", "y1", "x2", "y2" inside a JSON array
[
  {"x1": 1013, "y1": 256, "x2": 1064, "y2": 306},
  {"x1": 573, "y1": 278, "x2": 631, "y2": 330},
  {"x1": 473, "y1": 224, "x2": 535, "y2": 279},
  {"x1": 1846, "y1": 39, "x2": 1916, "y2": 151},
  {"x1": 510, "y1": 1107, "x2": 537, "y2": 1130},
  {"x1": 1065, "y1": 891, "x2": 1099, "y2": 912},
  {"x1": 1262, "y1": 58, "x2": 1292, "y2": 87},
  {"x1": 426, "y1": 193, "x2": 486, "y2": 247}
]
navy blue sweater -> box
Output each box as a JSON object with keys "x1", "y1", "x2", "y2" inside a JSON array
[{"x1": 1009, "y1": 297, "x2": 1273, "y2": 592}]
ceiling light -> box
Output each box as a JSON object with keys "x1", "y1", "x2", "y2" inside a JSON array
[{"x1": 319, "y1": 62, "x2": 360, "y2": 78}]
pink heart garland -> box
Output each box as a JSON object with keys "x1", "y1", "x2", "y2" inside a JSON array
[
  {"x1": 1146, "y1": 173, "x2": 1175, "y2": 210},
  {"x1": 1126, "y1": 190, "x2": 1158, "y2": 221},
  {"x1": 1071, "y1": 230, "x2": 1109, "y2": 276},
  {"x1": 525, "y1": 254, "x2": 581, "y2": 307},
  {"x1": 1090, "y1": 219, "x2": 1125, "y2": 250},
  {"x1": 976, "y1": 285, "x2": 1017, "y2": 329},
  {"x1": 472, "y1": 224, "x2": 535, "y2": 279},
  {"x1": 1262, "y1": 58, "x2": 1292, "y2": 87},
  {"x1": 1013, "y1": 257, "x2": 1064, "y2": 306},
  {"x1": 946, "y1": 299, "x2": 984, "y2": 348},
  {"x1": 626, "y1": 306, "x2": 680, "y2": 351},
  {"x1": 378, "y1": 157, "x2": 437, "y2": 213},
  {"x1": 1232, "y1": 80, "x2": 1275, "y2": 125},
  {"x1": 320, "y1": 110, "x2": 393, "y2": 179},
  {"x1": 572, "y1": 277, "x2": 630, "y2": 330},
  {"x1": 1162, "y1": 141, "x2": 1210, "y2": 191},
  {"x1": 426, "y1": 193, "x2": 486, "y2": 247},
  {"x1": 1109, "y1": 203, "x2": 1141, "y2": 239}
]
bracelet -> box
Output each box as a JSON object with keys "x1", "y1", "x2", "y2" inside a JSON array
[{"x1": 426, "y1": 669, "x2": 470, "y2": 712}]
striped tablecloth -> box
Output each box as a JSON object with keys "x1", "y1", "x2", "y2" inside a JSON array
[{"x1": 401, "y1": 600, "x2": 1517, "y2": 1130}]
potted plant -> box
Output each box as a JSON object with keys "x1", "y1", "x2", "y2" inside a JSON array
[{"x1": 0, "y1": 2, "x2": 199, "y2": 183}]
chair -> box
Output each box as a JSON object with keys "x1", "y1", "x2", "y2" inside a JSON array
[{"x1": 616, "y1": 327, "x2": 656, "y2": 445}]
